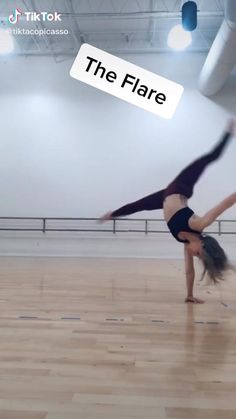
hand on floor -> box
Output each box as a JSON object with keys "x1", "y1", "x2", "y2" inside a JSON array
[{"x1": 185, "y1": 296, "x2": 205, "y2": 304}]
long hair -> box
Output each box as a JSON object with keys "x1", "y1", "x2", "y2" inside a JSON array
[{"x1": 200, "y1": 235, "x2": 232, "y2": 284}]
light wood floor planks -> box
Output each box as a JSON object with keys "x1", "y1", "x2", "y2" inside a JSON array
[{"x1": 0, "y1": 256, "x2": 235, "y2": 419}]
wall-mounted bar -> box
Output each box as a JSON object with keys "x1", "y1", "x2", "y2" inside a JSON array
[{"x1": 0, "y1": 217, "x2": 235, "y2": 236}]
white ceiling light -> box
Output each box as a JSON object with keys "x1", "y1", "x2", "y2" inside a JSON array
[
  {"x1": 167, "y1": 24, "x2": 192, "y2": 50},
  {"x1": 0, "y1": 29, "x2": 14, "y2": 54}
]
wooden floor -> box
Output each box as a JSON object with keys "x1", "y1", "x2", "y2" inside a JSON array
[{"x1": 0, "y1": 257, "x2": 236, "y2": 419}]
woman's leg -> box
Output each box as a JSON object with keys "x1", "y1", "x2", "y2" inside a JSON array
[
  {"x1": 166, "y1": 130, "x2": 232, "y2": 197},
  {"x1": 111, "y1": 189, "x2": 165, "y2": 217},
  {"x1": 105, "y1": 122, "x2": 235, "y2": 218}
]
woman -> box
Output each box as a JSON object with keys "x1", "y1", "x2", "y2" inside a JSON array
[{"x1": 101, "y1": 119, "x2": 236, "y2": 303}]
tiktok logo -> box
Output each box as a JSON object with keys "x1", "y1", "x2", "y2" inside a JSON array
[
  {"x1": 8, "y1": 9, "x2": 61, "y2": 24},
  {"x1": 9, "y1": 8, "x2": 22, "y2": 25}
]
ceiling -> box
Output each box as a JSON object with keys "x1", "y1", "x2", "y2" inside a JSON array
[{"x1": 0, "y1": 0, "x2": 226, "y2": 57}]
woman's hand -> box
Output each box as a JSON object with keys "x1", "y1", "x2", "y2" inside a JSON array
[{"x1": 185, "y1": 296, "x2": 205, "y2": 304}]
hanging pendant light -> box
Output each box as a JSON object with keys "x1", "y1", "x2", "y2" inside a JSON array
[{"x1": 182, "y1": 1, "x2": 198, "y2": 31}]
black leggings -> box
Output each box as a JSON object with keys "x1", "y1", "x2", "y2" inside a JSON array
[{"x1": 111, "y1": 131, "x2": 232, "y2": 217}]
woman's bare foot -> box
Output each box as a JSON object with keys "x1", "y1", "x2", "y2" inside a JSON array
[
  {"x1": 99, "y1": 211, "x2": 113, "y2": 222},
  {"x1": 226, "y1": 118, "x2": 236, "y2": 135},
  {"x1": 185, "y1": 296, "x2": 205, "y2": 304}
]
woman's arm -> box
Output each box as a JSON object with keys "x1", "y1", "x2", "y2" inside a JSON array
[
  {"x1": 184, "y1": 244, "x2": 195, "y2": 299},
  {"x1": 190, "y1": 192, "x2": 236, "y2": 231},
  {"x1": 184, "y1": 245, "x2": 204, "y2": 303}
]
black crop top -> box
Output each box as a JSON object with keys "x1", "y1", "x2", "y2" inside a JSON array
[{"x1": 167, "y1": 207, "x2": 202, "y2": 243}]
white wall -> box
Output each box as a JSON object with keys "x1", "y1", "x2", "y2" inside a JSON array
[
  {"x1": 0, "y1": 52, "x2": 235, "y2": 257},
  {"x1": 0, "y1": 53, "x2": 235, "y2": 218}
]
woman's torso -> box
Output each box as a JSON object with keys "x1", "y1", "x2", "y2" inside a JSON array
[
  {"x1": 163, "y1": 194, "x2": 201, "y2": 241},
  {"x1": 163, "y1": 194, "x2": 188, "y2": 221}
]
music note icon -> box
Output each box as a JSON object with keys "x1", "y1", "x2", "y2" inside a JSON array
[{"x1": 8, "y1": 8, "x2": 22, "y2": 25}]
